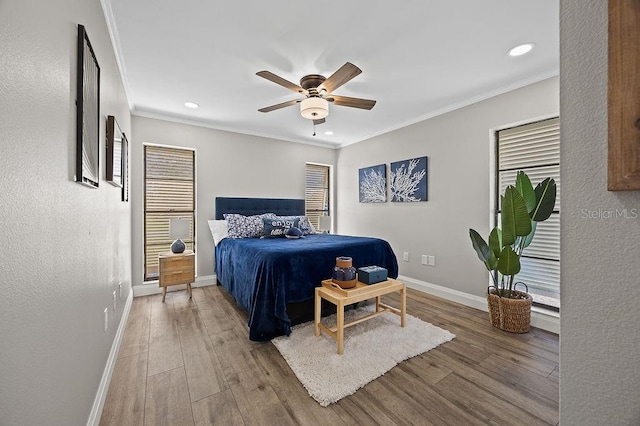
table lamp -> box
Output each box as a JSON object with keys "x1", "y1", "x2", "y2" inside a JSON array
[
  {"x1": 169, "y1": 217, "x2": 190, "y2": 253},
  {"x1": 318, "y1": 215, "x2": 331, "y2": 234}
]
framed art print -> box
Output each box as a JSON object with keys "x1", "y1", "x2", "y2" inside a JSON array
[
  {"x1": 76, "y1": 24, "x2": 100, "y2": 188},
  {"x1": 608, "y1": 0, "x2": 640, "y2": 190},
  {"x1": 390, "y1": 156, "x2": 428, "y2": 202},
  {"x1": 105, "y1": 115, "x2": 123, "y2": 187},
  {"x1": 358, "y1": 164, "x2": 387, "y2": 202},
  {"x1": 121, "y1": 131, "x2": 128, "y2": 202}
]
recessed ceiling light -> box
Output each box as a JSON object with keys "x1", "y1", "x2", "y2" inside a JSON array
[
  {"x1": 508, "y1": 43, "x2": 535, "y2": 57},
  {"x1": 324, "y1": 131, "x2": 334, "y2": 136},
  {"x1": 184, "y1": 102, "x2": 199, "y2": 109}
]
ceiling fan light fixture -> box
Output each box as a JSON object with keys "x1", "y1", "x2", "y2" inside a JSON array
[{"x1": 300, "y1": 97, "x2": 329, "y2": 120}]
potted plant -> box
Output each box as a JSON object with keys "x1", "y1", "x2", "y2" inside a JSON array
[{"x1": 469, "y1": 171, "x2": 556, "y2": 333}]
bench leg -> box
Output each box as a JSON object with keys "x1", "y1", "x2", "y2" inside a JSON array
[
  {"x1": 337, "y1": 300, "x2": 345, "y2": 355},
  {"x1": 400, "y1": 285, "x2": 406, "y2": 327},
  {"x1": 314, "y1": 288, "x2": 321, "y2": 337}
]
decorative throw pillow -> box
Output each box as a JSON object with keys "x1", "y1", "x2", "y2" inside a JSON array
[
  {"x1": 299, "y1": 216, "x2": 315, "y2": 235},
  {"x1": 224, "y1": 213, "x2": 276, "y2": 238},
  {"x1": 275, "y1": 215, "x2": 315, "y2": 235},
  {"x1": 263, "y1": 217, "x2": 300, "y2": 238}
]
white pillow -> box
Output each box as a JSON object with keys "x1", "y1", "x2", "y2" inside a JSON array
[
  {"x1": 308, "y1": 220, "x2": 318, "y2": 235},
  {"x1": 208, "y1": 220, "x2": 229, "y2": 246}
]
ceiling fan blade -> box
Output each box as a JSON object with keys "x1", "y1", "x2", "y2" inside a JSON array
[
  {"x1": 313, "y1": 118, "x2": 326, "y2": 125},
  {"x1": 258, "y1": 99, "x2": 301, "y2": 113},
  {"x1": 256, "y1": 71, "x2": 306, "y2": 93},
  {"x1": 328, "y1": 95, "x2": 376, "y2": 110},
  {"x1": 318, "y1": 62, "x2": 362, "y2": 93}
]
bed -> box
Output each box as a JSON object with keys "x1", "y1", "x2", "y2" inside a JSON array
[{"x1": 213, "y1": 197, "x2": 399, "y2": 341}]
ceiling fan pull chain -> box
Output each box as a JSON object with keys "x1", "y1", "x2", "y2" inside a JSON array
[{"x1": 312, "y1": 122, "x2": 316, "y2": 136}]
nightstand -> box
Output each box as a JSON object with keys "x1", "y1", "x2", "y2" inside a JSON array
[{"x1": 158, "y1": 250, "x2": 195, "y2": 302}]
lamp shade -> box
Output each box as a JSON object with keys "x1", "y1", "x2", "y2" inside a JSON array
[
  {"x1": 300, "y1": 97, "x2": 329, "y2": 120},
  {"x1": 169, "y1": 217, "x2": 190, "y2": 239},
  {"x1": 318, "y1": 215, "x2": 331, "y2": 232},
  {"x1": 169, "y1": 218, "x2": 190, "y2": 253}
]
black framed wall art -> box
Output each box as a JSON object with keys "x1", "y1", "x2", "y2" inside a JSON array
[
  {"x1": 106, "y1": 115, "x2": 123, "y2": 187},
  {"x1": 121, "y1": 131, "x2": 129, "y2": 202},
  {"x1": 76, "y1": 24, "x2": 100, "y2": 188}
]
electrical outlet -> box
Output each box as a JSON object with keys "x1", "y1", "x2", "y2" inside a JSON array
[
  {"x1": 118, "y1": 282, "x2": 122, "y2": 299},
  {"x1": 104, "y1": 308, "x2": 109, "y2": 332},
  {"x1": 113, "y1": 291, "x2": 117, "y2": 311},
  {"x1": 403, "y1": 252, "x2": 409, "y2": 262},
  {"x1": 428, "y1": 255, "x2": 436, "y2": 266},
  {"x1": 421, "y1": 255, "x2": 428, "y2": 265}
]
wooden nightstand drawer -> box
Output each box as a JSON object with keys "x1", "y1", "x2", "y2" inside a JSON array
[
  {"x1": 159, "y1": 269, "x2": 195, "y2": 287},
  {"x1": 160, "y1": 257, "x2": 194, "y2": 273}
]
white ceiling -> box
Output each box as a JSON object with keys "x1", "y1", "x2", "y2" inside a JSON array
[{"x1": 104, "y1": 0, "x2": 559, "y2": 148}]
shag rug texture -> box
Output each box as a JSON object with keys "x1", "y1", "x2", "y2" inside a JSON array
[{"x1": 272, "y1": 304, "x2": 455, "y2": 406}]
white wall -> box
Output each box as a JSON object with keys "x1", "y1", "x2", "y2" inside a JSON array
[
  {"x1": 131, "y1": 116, "x2": 336, "y2": 285},
  {"x1": 0, "y1": 0, "x2": 131, "y2": 424},
  {"x1": 336, "y1": 77, "x2": 559, "y2": 298},
  {"x1": 560, "y1": 1, "x2": 640, "y2": 424}
]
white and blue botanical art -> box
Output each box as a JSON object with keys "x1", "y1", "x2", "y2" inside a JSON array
[
  {"x1": 390, "y1": 156, "x2": 428, "y2": 202},
  {"x1": 359, "y1": 164, "x2": 387, "y2": 203}
]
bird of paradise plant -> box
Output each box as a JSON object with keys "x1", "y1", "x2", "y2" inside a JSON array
[{"x1": 469, "y1": 171, "x2": 557, "y2": 298}]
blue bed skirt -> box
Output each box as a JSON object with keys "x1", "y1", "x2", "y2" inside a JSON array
[{"x1": 215, "y1": 233, "x2": 398, "y2": 341}]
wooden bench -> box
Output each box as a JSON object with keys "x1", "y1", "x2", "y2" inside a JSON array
[{"x1": 314, "y1": 278, "x2": 406, "y2": 354}]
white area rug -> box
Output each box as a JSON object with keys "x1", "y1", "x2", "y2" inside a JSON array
[{"x1": 272, "y1": 305, "x2": 455, "y2": 406}]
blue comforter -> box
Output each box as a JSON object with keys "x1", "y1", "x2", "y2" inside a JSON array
[{"x1": 215, "y1": 233, "x2": 398, "y2": 341}]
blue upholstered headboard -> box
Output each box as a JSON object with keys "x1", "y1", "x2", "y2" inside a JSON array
[{"x1": 215, "y1": 197, "x2": 305, "y2": 220}]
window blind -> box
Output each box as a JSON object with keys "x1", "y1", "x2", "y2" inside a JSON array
[
  {"x1": 144, "y1": 146, "x2": 195, "y2": 280},
  {"x1": 305, "y1": 163, "x2": 330, "y2": 229},
  {"x1": 497, "y1": 117, "x2": 560, "y2": 307}
]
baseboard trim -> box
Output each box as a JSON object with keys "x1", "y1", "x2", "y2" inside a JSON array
[
  {"x1": 130, "y1": 274, "x2": 559, "y2": 333},
  {"x1": 86, "y1": 288, "x2": 134, "y2": 426},
  {"x1": 530, "y1": 305, "x2": 560, "y2": 334},
  {"x1": 397, "y1": 275, "x2": 559, "y2": 334},
  {"x1": 132, "y1": 274, "x2": 216, "y2": 297}
]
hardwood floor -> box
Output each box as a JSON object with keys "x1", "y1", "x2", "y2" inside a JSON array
[{"x1": 100, "y1": 285, "x2": 559, "y2": 425}]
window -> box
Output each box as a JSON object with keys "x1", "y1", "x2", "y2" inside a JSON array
[
  {"x1": 144, "y1": 145, "x2": 195, "y2": 280},
  {"x1": 305, "y1": 163, "x2": 330, "y2": 230},
  {"x1": 496, "y1": 117, "x2": 560, "y2": 310}
]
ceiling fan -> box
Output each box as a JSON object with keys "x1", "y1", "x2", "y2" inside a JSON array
[{"x1": 256, "y1": 62, "x2": 376, "y2": 125}]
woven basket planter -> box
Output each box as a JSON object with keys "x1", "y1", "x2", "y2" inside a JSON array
[{"x1": 487, "y1": 286, "x2": 532, "y2": 333}]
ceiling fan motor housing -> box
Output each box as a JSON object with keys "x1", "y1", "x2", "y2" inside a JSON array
[{"x1": 300, "y1": 74, "x2": 326, "y2": 90}]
